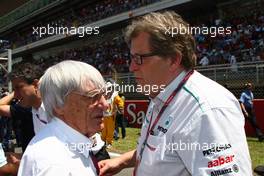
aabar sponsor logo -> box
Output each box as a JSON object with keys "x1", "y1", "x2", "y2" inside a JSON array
[
  {"x1": 203, "y1": 144, "x2": 232, "y2": 156},
  {"x1": 208, "y1": 155, "x2": 234, "y2": 168}
]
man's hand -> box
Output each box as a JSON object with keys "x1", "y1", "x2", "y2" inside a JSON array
[
  {"x1": 244, "y1": 111, "x2": 249, "y2": 118},
  {"x1": 98, "y1": 157, "x2": 123, "y2": 176},
  {"x1": 98, "y1": 150, "x2": 136, "y2": 176},
  {"x1": 6, "y1": 152, "x2": 21, "y2": 164},
  {"x1": 0, "y1": 160, "x2": 20, "y2": 176}
]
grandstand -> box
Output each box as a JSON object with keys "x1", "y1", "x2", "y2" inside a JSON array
[
  {"x1": 0, "y1": 0, "x2": 263, "y2": 99},
  {"x1": 0, "y1": 1, "x2": 264, "y2": 175}
]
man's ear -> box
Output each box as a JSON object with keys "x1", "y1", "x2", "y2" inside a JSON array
[
  {"x1": 32, "y1": 79, "x2": 39, "y2": 89},
  {"x1": 169, "y1": 52, "x2": 182, "y2": 72},
  {"x1": 53, "y1": 106, "x2": 64, "y2": 117}
]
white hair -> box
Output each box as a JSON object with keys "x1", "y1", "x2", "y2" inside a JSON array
[{"x1": 39, "y1": 60, "x2": 105, "y2": 118}]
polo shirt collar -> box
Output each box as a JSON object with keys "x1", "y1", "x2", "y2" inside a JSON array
[
  {"x1": 32, "y1": 103, "x2": 49, "y2": 122},
  {"x1": 155, "y1": 70, "x2": 187, "y2": 104},
  {"x1": 32, "y1": 102, "x2": 44, "y2": 115}
]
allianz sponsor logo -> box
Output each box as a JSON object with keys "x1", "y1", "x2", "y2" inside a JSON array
[
  {"x1": 210, "y1": 164, "x2": 239, "y2": 176},
  {"x1": 203, "y1": 144, "x2": 232, "y2": 156},
  {"x1": 211, "y1": 168, "x2": 232, "y2": 176}
]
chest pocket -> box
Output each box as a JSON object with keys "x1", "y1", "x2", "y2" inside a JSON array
[
  {"x1": 139, "y1": 134, "x2": 182, "y2": 176},
  {"x1": 143, "y1": 134, "x2": 179, "y2": 163},
  {"x1": 140, "y1": 135, "x2": 163, "y2": 164}
]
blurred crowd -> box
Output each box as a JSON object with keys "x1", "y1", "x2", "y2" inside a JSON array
[
  {"x1": 6, "y1": 0, "x2": 161, "y2": 48},
  {"x1": 0, "y1": 40, "x2": 11, "y2": 53},
  {"x1": 29, "y1": 10, "x2": 264, "y2": 75},
  {"x1": 196, "y1": 11, "x2": 264, "y2": 66},
  {"x1": 28, "y1": 37, "x2": 130, "y2": 76},
  {"x1": 0, "y1": 0, "x2": 264, "y2": 79}
]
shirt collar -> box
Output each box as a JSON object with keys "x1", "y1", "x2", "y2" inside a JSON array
[
  {"x1": 32, "y1": 102, "x2": 49, "y2": 123},
  {"x1": 52, "y1": 117, "x2": 93, "y2": 158},
  {"x1": 32, "y1": 102, "x2": 45, "y2": 116},
  {"x1": 32, "y1": 102, "x2": 45, "y2": 112},
  {"x1": 155, "y1": 70, "x2": 188, "y2": 104}
]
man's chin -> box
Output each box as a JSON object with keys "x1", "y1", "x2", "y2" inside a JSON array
[
  {"x1": 18, "y1": 102, "x2": 31, "y2": 108},
  {"x1": 93, "y1": 123, "x2": 104, "y2": 133}
]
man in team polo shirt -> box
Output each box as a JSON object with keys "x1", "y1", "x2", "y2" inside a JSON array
[{"x1": 98, "y1": 11, "x2": 252, "y2": 176}]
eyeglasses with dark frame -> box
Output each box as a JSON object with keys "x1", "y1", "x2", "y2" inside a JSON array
[{"x1": 130, "y1": 52, "x2": 158, "y2": 65}]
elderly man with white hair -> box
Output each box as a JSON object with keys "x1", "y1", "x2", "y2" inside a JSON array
[{"x1": 18, "y1": 60, "x2": 109, "y2": 176}]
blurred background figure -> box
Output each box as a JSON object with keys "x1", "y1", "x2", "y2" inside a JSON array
[
  {"x1": 114, "y1": 92, "x2": 126, "y2": 140},
  {"x1": 0, "y1": 92, "x2": 13, "y2": 152},
  {"x1": 240, "y1": 82, "x2": 264, "y2": 142},
  {"x1": 101, "y1": 81, "x2": 124, "y2": 148},
  {"x1": 0, "y1": 142, "x2": 20, "y2": 176}
]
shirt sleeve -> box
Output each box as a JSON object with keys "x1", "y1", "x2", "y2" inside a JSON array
[
  {"x1": 239, "y1": 93, "x2": 246, "y2": 103},
  {"x1": 174, "y1": 107, "x2": 252, "y2": 176},
  {"x1": 18, "y1": 153, "x2": 97, "y2": 176},
  {"x1": 19, "y1": 158, "x2": 78, "y2": 176},
  {"x1": 0, "y1": 143, "x2": 7, "y2": 168},
  {"x1": 18, "y1": 144, "x2": 97, "y2": 176},
  {"x1": 33, "y1": 165, "x2": 79, "y2": 176}
]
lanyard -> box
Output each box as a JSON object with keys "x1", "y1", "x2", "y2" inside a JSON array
[{"x1": 133, "y1": 70, "x2": 194, "y2": 176}]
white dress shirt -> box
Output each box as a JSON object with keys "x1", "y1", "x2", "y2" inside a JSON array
[
  {"x1": 136, "y1": 70, "x2": 252, "y2": 176},
  {"x1": 31, "y1": 103, "x2": 49, "y2": 134},
  {"x1": 0, "y1": 143, "x2": 7, "y2": 167},
  {"x1": 18, "y1": 117, "x2": 98, "y2": 176}
]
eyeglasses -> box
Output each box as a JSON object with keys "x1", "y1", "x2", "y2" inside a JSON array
[
  {"x1": 71, "y1": 87, "x2": 112, "y2": 104},
  {"x1": 130, "y1": 52, "x2": 158, "y2": 65}
]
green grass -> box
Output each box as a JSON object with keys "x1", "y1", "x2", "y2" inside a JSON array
[
  {"x1": 108, "y1": 128, "x2": 141, "y2": 154},
  {"x1": 247, "y1": 137, "x2": 264, "y2": 169},
  {"x1": 108, "y1": 128, "x2": 264, "y2": 170}
]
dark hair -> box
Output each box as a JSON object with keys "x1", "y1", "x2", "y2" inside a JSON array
[{"x1": 8, "y1": 62, "x2": 43, "y2": 84}]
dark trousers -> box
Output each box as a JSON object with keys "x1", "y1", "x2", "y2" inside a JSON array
[
  {"x1": 244, "y1": 107, "x2": 264, "y2": 139},
  {"x1": 114, "y1": 114, "x2": 126, "y2": 139}
]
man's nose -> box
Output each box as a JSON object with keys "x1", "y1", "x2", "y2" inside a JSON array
[
  {"x1": 98, "y1": 95, "x2": 109, "y2": 111},
  {"x1": 129, "y1": 59, "x2": 139, "y2": 72}
]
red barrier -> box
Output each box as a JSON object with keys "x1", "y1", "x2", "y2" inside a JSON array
[
  {"x1": 125, "y1": 99, "x2": 264, "y2": 138},
  {"x1": 124, "y1": 100, "x2": 149, "y2": 128},
  {"x1": 245, "y1": 99, "x2": 264, "y2": 137}
]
